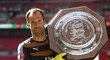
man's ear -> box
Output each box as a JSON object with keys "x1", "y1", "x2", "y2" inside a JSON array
[{"x1": 27, "y1": 22, "x2": 30, "y2": 28}]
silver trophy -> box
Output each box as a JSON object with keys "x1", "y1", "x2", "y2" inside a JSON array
[{"x1": 48, "y1": 6, "x2": 108, "y2": 60}]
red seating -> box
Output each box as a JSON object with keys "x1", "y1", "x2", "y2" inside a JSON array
[
  {"x1": 0, "y1": 2, "x2": 17, "y2": 7},
  {"x1": 0, "y1": 37, "x2": 27, "y2": 50},
  {"x1": 99, "y1": 51, "x2": 107, "y2": 60},
  {"x1": 0, "y1": 2, "x2": 109, "y2": 24},
  {"x1": 0, "y1": 56, "x2": 17, "y2": 60},
  {"x1": 11, "y1": 16, "x2": 26, "y2": 24},
  {"x1": 105, "y1": 41, "x2": 110, "y2": 49}
]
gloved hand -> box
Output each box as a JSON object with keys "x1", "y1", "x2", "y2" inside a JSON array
[{"x1": 51, "y1": 53, "x2": 67, "y2": 60}]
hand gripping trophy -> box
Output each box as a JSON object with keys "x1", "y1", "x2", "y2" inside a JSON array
[{"x1": 48, "y1": 6, "x2": 108, "y2": 60}]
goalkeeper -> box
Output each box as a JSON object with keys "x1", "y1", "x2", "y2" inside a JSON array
[{"x1": 17, "y1": 8, "x2": 67, "y2": 60}]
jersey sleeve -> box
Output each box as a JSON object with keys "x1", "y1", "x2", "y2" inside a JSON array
[{"x1": 17, "y1": 43, "x2": 31, "y2": 60}]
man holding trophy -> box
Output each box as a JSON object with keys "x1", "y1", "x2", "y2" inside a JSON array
[{"x1": 17, "y1": 6, "x2": 108, "y2": 60}]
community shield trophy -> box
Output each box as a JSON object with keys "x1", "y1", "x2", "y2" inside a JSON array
[{"x1": 47, "y1": 6, "x2": 108, "y2": 60}]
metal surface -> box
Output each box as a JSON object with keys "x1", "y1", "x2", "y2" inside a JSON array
[{"x1": 48, "y1": 6, "x2": 108, "y2": 60}]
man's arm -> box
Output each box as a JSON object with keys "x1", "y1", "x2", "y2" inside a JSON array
[{"x1": 18, "y1": 44, "x2": 31, "y2": 60}]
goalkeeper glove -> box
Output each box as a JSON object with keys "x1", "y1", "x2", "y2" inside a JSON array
[{"x1": 51, "y1": 53, "x2": 67, "y2": 60}]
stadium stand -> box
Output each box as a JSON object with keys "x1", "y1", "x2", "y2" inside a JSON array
[{"x1": 0, "y1": 0, "x2": 110, "y2": 60}]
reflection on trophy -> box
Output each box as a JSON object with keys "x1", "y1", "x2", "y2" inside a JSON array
[{"x1": 48, "y1": 6, "x2": 108, "y2": 60}]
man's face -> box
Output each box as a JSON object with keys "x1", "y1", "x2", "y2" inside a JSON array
[{"x1": 28, "y1": 11, "x2": 45, "y2": 36}]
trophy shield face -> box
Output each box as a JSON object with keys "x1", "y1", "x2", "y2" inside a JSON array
[{"x1": 48, "y1": 6, "x2": 108, "y2": 60}]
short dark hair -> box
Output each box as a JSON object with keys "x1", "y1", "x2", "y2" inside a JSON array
[{"x1": 25, "y1": 8, "x2": 44, "y2": 23}]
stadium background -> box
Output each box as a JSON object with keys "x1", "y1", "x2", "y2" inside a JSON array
[{"x1": 0, "y1": 0, "x2": 110, "y2": 60}]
